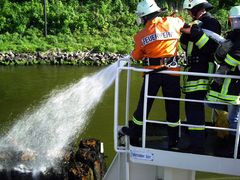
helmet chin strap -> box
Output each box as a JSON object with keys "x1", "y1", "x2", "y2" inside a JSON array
[
  {"x1": 136, "y1": 16, "x2": 149, "y2": 26},
  {"x1": 136, "y1": 17, "x2": 143, "y2": 26},
  {"x1": 193, "y1": 10, "x2": 206, "y2": 20}
]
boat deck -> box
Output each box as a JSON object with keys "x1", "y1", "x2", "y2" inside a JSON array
[
  {"x1": 143, "y1": 122, "x2": 234, "y2": 158},
  {"x1": 106, "y1": 123, "x2": 240, "y2": 180}
]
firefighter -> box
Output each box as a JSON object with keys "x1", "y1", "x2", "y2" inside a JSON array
[
  {"x1": 120, "y1": 0, "x2": 189, "y2": 148},
  {"x1": 180, "y1": 0, "x2": 221, "y2": 154},
  {"x1": 206, "y1": 6, "x2": 240, "y2": 157}
]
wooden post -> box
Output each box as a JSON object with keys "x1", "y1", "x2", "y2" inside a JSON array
[{"x1": 43, "y1": 0, "x2": 47, "y2": 37}]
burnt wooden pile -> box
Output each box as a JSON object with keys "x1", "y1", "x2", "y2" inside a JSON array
[{"x1": 0, "y1": 138, "x2": 106, "y2": 180}]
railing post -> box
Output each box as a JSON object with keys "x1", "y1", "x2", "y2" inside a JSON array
[
  {"x1": 234, "y1": 118, "x2": 240, "y2": 159},
  {"x1": 125, "y1": 60, "x2": 131, "y2": 138},
  {"x1": 142, "y1": 74, "x2": 149, "y2": 148},
  {"x1": 114, "y1": 67, "x2": 120, "y2": 151}
]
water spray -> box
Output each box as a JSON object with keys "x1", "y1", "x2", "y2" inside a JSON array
[{"x1": 0, "y1": 56, "x2": 129, "y2": 179}]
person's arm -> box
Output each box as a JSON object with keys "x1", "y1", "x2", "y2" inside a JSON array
[
  {"x1": 131, "y1": 34, "x2": 144, "y2": 61},
  {"x1": 190, "y1": 21, "x2": 220, "y2": 54},
  {"x1": 214, "y1": 47, "x2": 240, "y2": 85},
  {"x1": 180, "y1": 23, "x2": 191, "y2": 34},
  {"x1": 224, "y1": 48, "x2": 240, "y2": 68}
]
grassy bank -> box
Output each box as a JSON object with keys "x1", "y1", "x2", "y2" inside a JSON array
[{"x1": 0, "y1": 28, "x2": 135, "y2": 54}]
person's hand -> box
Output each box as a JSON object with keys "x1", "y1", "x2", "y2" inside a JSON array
[
  {"x1": 214, "y1": 76, "x2": 224, "y2": 86},
  {"x1": 189, "y1": 21, "x2": 203, "y2": 39},
  {"x1": 214, "y1": 65, "x2": 230, "y2": 85},
  {"x1": 189, "y1": 20, "x2": 202, "y2": 27},
  {"x1": 215, "y1": 40, "x2": 233, "y2": 59},
  {"x1": 190, "y1": 24, "x2": 201, "y2": 32}
]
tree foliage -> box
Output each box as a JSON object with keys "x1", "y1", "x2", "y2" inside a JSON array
[{"x1": 0, "y1": 0, "x2": 235, "y2": 53}]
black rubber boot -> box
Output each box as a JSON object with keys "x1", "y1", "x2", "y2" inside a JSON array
[
  {"x1": 167, "y1": 126, "x2": 179, "y2": 150},
  {"x1": 120, "y1": 121, "x2": 142, "y2": 147},
  {"x1": 188, "y1": 131, "x2": 205, "y2": 154}
]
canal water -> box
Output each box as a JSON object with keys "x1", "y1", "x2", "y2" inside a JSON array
[{"x1": 0, "y1": 65, "x2": 239, "y2": 179}]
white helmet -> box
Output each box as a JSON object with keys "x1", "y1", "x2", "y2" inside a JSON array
[
  {"x1": 183, "y1": 0, "x2": 212, "y2": 10},
  {"x1": 229, "y1": 6, "x2": 240, "y2": 30},
  {"x1": 136, "y1": 0, "x2": 161, "y2": 18}
]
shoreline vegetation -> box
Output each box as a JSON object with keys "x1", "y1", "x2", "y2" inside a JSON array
[{"x1": 0, "y1": 0, "x2": 237, "y2": 66}]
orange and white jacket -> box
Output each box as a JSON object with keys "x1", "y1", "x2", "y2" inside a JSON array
[{"x1": 131, "y1": 16, "x2": 185, "y2": 61}]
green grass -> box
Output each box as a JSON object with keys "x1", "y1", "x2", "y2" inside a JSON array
[{"x1": 0, "y1": 26, "x2": 136, "y2": 54}]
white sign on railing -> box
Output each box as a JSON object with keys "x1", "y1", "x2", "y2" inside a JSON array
[{"x1": 130, "y1": 149, "x2": 154, "y2": 161}]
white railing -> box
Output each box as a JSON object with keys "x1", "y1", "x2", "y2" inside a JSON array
[{"x1": 114, "y1": 57, "x2": 240, "y2": 159}]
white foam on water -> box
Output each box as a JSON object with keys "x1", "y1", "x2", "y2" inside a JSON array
[{"x1": 0, "y1": 58, "x2": 128, "y2": 171}]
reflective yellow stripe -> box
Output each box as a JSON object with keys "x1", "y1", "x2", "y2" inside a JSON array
[
  {"x1": 183, "y1": 64, "x2": 213, "y2": 93},
  {"x1": 196, "y1": 33, "x2": 209, "y2": 49},
  {"x1": 208, "y1": 90, "x2": 236, "y2": 100},
  {"x1": 187, "y1": 41, "x2": 193, "y2": 56},
  {"x1": 221, "y1": 78, "x2": 231, "y2": 95},
  {"x1": 183, "y1": 67, "x2": 190, "y2": 82},
  {"x1": 188, "y1": 127, "x2": 205, "y2": 130},
  {"x1": 182, "y1": 85, "x2": 209, "y2": 92},
  {"x1": 182, "y1": 79, "x2": 209, "y2": 92},
  {"x1": 133, "y1": 117, "x2": 143, "y2": 126},
  {"x1": 208, "y1": 62, "x2": 215, "y2": 74},
  {"x1": 167, "y1": 120, "x2": 180, "y2": 127},
  {"x1": 207, "y1": 90, "x2": 240, "y2": 105},
  {"x1": 206, "y1": 95, "x2": 221, "y2": 102},
  {"x1": 184, "y1": 79, "x2": 209, "y2": 86},
  {"x1": 225, "y1": 54, "x2": 240, "y2": 67}
]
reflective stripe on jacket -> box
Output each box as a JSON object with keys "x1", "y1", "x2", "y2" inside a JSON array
[
  {"x1": 207, "y1": 37, "x2": 240, "y2": 105},
  {"x1": 207, "y1": 75, "x2": 240, "y2": 105},
  {"x1": 180, "y1": 12, "x2": 221, "y2": 93}
]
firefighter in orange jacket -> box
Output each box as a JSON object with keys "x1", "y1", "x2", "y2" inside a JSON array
[
  {"x1": 180, "y1": 0, "x2": 221, "y2": 153},
  {"x1": 120, "y1": 0, "x2": 189, "y2": 148}
]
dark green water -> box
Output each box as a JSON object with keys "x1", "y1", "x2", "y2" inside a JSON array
[{"x1": 0, "y1": 65, "x2": 239, "y2": 180}]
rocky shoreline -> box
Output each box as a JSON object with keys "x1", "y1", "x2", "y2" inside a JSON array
[{"x1": 0, "y1": 51, "x2": 126, "y2": 66}]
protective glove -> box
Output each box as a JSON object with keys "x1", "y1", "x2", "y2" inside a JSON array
[
  {"x1": 190, "y1": 21, "x2": 203, "y2": 40},
  {"x1": 214, "y1": 65, "x2": 230, "y2": 85},
  {"x1": 189, "y1": 20, "x2": 203, "y2": 27},
  {"x1": 215, "y1": 40, "x2": 233, "y2": 60}
]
